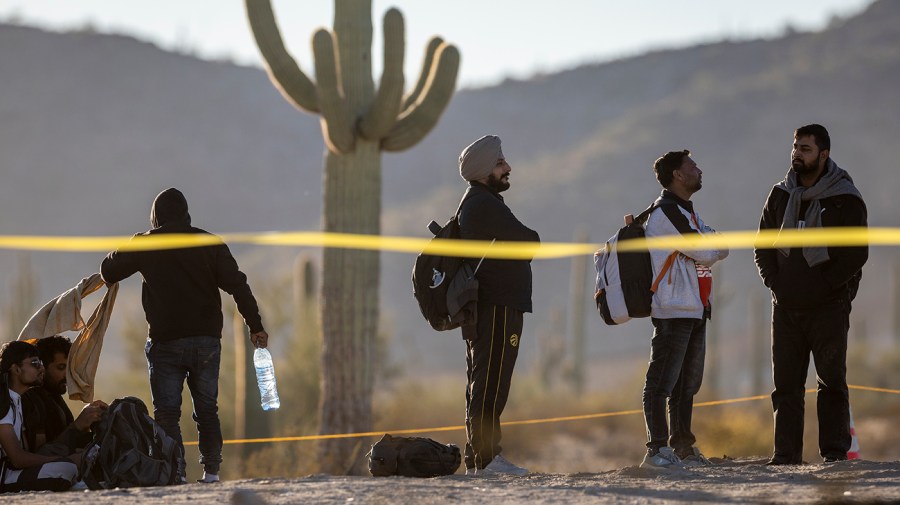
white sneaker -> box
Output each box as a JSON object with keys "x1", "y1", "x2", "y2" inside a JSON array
[
  {"x1": 197, "y1": 471, "x2": 220, "y2": 483},
  {"x1": 69, "y1": 480, "x2": 89, "y2": 491},
  {"x1": 679, "y1": 447, "x2": 713, "y2": 467},
  {"x1": 640, "y1": 447, "x2": 686, "y2": 470},
  {"x1": 479, "y1": 454, "x2": 529, "y2": 476}
]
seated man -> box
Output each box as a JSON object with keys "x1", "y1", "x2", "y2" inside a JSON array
[
  {"x1": 0, "y1": 340, "x2": 79, "y2": 492},
  {"x1": 22, "y1": 336, "x2": 106, "y2": 456}
]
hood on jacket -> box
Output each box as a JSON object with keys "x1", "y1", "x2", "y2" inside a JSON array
[{"x1": 150, "y1": 188, "x2": 192, "y2": 228}]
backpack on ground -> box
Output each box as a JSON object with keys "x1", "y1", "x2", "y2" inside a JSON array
[
  {"x1": 367, "y1": 434, "x2": 461, "y2": 477},
  {"x1": 80, "y1": 396, "x2": 184, "y2": 489},
  {"x1": 412, "y1": 195, "x2": 483, "y2": 331},
  {"x1": 594, "y1": 198, "x2": 677, "y2": 325}
]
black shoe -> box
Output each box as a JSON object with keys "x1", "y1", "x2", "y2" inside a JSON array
[
  {"x1": 766, "y1": 456, "x2": 793, "y2": 466},
  {"x1": 823, "y1": 456, "x2": 847, "y2": 464}
]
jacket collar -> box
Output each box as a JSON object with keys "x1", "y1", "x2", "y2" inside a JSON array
[
  {"x1": 469, "y1": 181, "x2": 504, "y2": 202},
  {"x1": 661, "y1": 189, "x2": 694, "y2": 213}
]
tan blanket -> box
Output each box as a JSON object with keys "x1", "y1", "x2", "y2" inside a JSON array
[{"x1": 17, "y1": 273, "x2": 119, "y2": 403}]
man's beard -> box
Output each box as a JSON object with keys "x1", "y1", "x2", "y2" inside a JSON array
[
  {"x1": 46, "y1": 380, "x2": 66, "y2": 396},
  {"x1": 487, "y1": 173, "x2": 510, "y2": 192},
  {"x1": 792, "y1": 157, "x2": 818, "y2": 175}
]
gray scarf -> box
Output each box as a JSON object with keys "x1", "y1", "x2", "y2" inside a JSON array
[{"x1": 774, "y1": 159, "x2": 862, "y2": 266}]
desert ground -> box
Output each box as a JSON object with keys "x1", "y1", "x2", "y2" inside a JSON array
[{"x1": 2, "y1": 457, "x2": 898, "y2": 504}]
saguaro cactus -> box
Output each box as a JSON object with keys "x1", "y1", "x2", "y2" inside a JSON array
[{"x1": 245, "y1": 0, "x2": 460, "y2": 473}]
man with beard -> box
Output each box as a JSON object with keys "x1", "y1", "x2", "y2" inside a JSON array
[
  {"x1": 0, "y1": 340, "x2": 79, "y2": 492},
  {"x1": 640, "y1": 150, "x2": 729, "y2": 470},
  {"x1": 456, "y1": 135, "x2": 539, "y2": 476},
  {"x1": 754, "y1": 124, "x2": 867, "y2": 465},
  {"x1": 22, "y1": 336, "x2": 106, "y2": 456}
]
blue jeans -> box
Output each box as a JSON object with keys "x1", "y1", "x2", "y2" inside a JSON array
[
  {"x1": 145, "y1": 336, "x2": 222, "y2": 474},
  {"x1": 643, "y1": 317, "x2": 706, "y2": 455}
]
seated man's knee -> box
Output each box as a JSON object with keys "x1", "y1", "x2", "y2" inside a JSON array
[{"x1": 38, "y1": 459, "x2": 79, "y2": 483}]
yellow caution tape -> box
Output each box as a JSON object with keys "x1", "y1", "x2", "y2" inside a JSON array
[
  {"x1": 0, "y1": 226, "x2": 890, "y2": 259},
  {"x1": 184, "y1": 384, "x2": 898, "y2": 446},
  {"x1": 847, "y1": 384, "x2": 900, "y2": 395}
]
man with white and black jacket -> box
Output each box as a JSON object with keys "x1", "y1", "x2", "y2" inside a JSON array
[
  {"x1": 640, "y1": 150, "x2": 729, "y2": 470},
  {"x1": 457, "y1": 135, "x2": 539, "y2": 476},
  {"x1": 754, "y1": 124, "x2": 867, "y2": 465}
]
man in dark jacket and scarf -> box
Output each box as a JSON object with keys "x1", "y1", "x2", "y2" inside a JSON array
[
  {"x1": 457, "y1": 135, "x2": 539, "y2": 476},
  {"x1": 754, "y1": 124, "x2": 867, "y2": 465},
  {"x1": 101, "y1": 188, "x2": 268, "y2": 483}
]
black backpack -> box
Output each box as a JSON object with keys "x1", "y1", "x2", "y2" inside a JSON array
[
  {"x1": 594, "y1": 198, "x2": 676, "y2": 325},
  {"x1": 367, "y1": 434, "x2": 461, "y2": 477},
  {"x1": 412, "y1": 195, "x2": 480, "y2": 331},
  {"x1": 80, "y1": 396, "x2": 184, "y2": 489}
]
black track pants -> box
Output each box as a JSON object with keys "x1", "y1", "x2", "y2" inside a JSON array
[{"x1": 462, "y1": 304, "x2": 523, "y2": 470}]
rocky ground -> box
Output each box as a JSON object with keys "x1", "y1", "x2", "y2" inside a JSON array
[{"x1": 2, "y1": 457, "x2": 899, "y2": 504}]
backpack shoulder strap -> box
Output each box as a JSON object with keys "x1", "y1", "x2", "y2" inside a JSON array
[
  {"x1": 455, "y1": 188, "x2": 478, "y2": 218},
  {"x1": 634, "y1": 195, "x2": 676, "y2": 225},
  {"x1": 429, "y1": 190, "x2": 476, "y2": 236},
  {"x1": 651, "y1": 252, "x2": 680, "y2": 293},
  {"x1": 655, "y1": 198, "x2": 699, "y2": 236}
]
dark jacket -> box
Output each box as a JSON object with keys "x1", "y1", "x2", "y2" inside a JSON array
[
  {"x1": 100, "y1": 189, "x2": 263, "y2": 341},
  {"x1": 754, "y1": 180, "x2": 868, "y2": 310},
  {"x1": 22, "y1": 387, "x2": 90, "y2": 456},
  {"x1": 458, "y1": 182, "x2": 540, "y2": 312}
]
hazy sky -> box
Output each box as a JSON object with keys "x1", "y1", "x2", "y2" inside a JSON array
[{"x1": 0, "y1": 1, "x2": 873, "y2": 87}]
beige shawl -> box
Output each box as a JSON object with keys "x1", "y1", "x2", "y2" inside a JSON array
[{"x1": 17, "y1": 273, "x2": 118, "y2": 403}]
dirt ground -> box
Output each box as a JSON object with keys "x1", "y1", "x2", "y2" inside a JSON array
[{"x1": 2, "y1": 457, "x2": 898, "y2": 504}]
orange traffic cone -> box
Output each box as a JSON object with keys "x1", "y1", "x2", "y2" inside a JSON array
[{"x1": 847, "y1": 407, "x2": 860, "y2": 460}]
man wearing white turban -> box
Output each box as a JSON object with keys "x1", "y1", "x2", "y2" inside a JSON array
[{"x1": 456, "y1": 135, "x2": 539, "y2": 476}]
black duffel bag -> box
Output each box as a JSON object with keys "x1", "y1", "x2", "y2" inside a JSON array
[{"x1": 367, "y1": 433, "x2": 460, "y2": 477}]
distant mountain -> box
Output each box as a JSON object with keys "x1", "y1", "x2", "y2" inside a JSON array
[{"x1": 1, "y1": 0, "x2": 898, "y2": 380}]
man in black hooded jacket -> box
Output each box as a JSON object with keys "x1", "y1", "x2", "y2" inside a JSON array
[{"x1": 100, "y1": 188, "x2": 268, "y2": 483}]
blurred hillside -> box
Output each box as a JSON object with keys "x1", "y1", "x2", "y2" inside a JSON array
[{"x1": 1, "y1": 0, "x2": 899, "y2": 395}]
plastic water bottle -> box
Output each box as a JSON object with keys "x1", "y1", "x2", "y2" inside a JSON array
[{"x1": 254, "y1": 347, "x2": 280, "y2": 410}]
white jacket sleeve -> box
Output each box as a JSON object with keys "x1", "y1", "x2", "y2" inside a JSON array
[{"x1": 645, "y1": 208, "x2": 728, "y2": 267}]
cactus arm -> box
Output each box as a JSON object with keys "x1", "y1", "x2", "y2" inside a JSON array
[
  {"x1": 381, "y1": 43, "x2": 460, "y2": 152},
  {"x1": 245, "y1": 0, "x2": 319, "y2": 114},
  {"x1": 358, "y1": 8, "x2": 405, "y2": 141},
  {"x1": 401, "y1": 37, "x2": 443, "y2": 112},
  {"x1": 313, "y1": 29, "x2": 356, "y2": 154}
]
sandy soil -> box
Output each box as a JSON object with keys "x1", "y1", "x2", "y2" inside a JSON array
[{"x1": 2, "y1": 458, "x2": 898, "y2": 504}]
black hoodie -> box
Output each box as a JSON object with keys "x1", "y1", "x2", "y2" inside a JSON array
[{"x1": 100, "y1": 188, "x2": 264, "y2": 341}]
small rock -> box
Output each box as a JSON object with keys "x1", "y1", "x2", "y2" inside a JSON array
[{"x1": 232, "y1": 489, "x2": 268, "y2": 505}]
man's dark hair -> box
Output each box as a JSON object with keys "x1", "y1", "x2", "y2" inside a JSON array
[
  {"x1": 0, "y1": 340, "x2": 39, "y2": 376},
  {"x1": 35, "y1": 335, "x2": 71, "y2": 367},
  {"x1": 653, "y1": 149, "x2": 691, "y2": 188},
  {"x1": 0, "y1": 340, "x2": 39, "y2": 418},
  {"x1": 794, "y1": 124, "x2": 831, "y2": 152}
]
